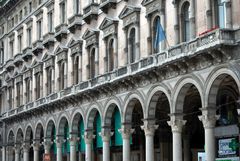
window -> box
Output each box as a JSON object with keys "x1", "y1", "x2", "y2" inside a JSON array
[
  {"x1": 48, "y1": 11, "x2": 53, "y2": 32},
  {"x1": 29, "y1": 2, "x2": 32, "y2": 13},
  {"x1": 27, "y1": 28, "x2": 32, "y2": 46},
  {"x1": 35, "y1": 74, "x2": 41, "y2": 99},
  {"x1": 73, "y1": 56, "x2": 79, "y2": 85},
  {"x1": 217, "y1": 0, "x2": 227, "y2": 28},
  {"x1": 59, "y1": 62, "x2": 67, "y2": 90},
  {"x1": 90, "y1": 48, "x2": 96, "y2": 79},
  {"x1": 60, "y1": 2, "x2": 66, "y2": 23},
  {"x1": 19, "y1": 10, "x2": 23, "y2": 21},
  {"x1": 0, "y1": 41, "x2": 4, "y2": 65},
  {"x1": 37, "y1": 20, "x2": 42, "y2": 39},
  {"x1": 47, "y1": 68, "x2": 53, "y2": 95},
  {"x1": 16, "y1": 83, "x2": 21, "y2": 107},
  {"x1": 11, "y1": 17, "x2": 14, "y2": 28},
  {"x1": 18, "y1": 35, "x2": 22, "y2": 52},
  {"x1": 8, "y1": 87, "x2": 13, "y2": 110},
  {"x1": 10, "y1": 41, "x2": 14, "y2": 58},
  {"x1": 24, "y1": 7, "x2": 27, "y2": 16},
  {"x1": 25, "y1": 79, "x2": 31, "y2": 103},
  {"x1": 74, "y1": 0, "x2": 80, "y2": 14},
  {"x1": 129, "y1": 28, "x2": 136, "y2": 64},
  {"x1": 39, "y1": 0, "x2": 42, "y2": 5},
  {"x1": 182, "y1": 2, "x2": 190, "y2": 42},
  {"x1": 153, "y1": 16, "x2": 162, "y2": 53},
  {"x1": 107, "y1": 39, "x2": 114, "y2": 72}
]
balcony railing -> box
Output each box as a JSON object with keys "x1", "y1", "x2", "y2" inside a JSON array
[{"x1": 2, "y1": 28, "x2": 239, "y2": 120}]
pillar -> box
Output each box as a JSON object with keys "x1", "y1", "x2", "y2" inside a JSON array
[
  {"x1": 84, "y1": 131, "x2": 95, "y2": 161},
  {"x1": 206, "y1": 0, "x2": 212, "y2": 29},
  {"x1": 14, "y1": 144, "x2": 20, "y2": 161},
  {"x1": 199, "y1": 107, "x2": 219, "y2": 161},
  {"x1": 70, "y1": 133, "x2": 78, "y2": 161},
  {"x1": 225, "y1": 0, "x2": 232, "y2": 28},
  {"x1": 168, "y1": 114, "x2": 186, "y2": 161},
  {"x1": 2, "y1": 145, "x2": 6, "y2": 161},
  {"x1": 119, "y1": 124, "x2": 134, "y2": 161},
  {"x1": 173, "y1": 1, "x2": 179, "y2": 45},
  {"x1": 56, "y1": 136, "x2": 64, "y2": 161},
  {"x1": 141, "y1": 119, "x2": 159, "y2": 161},
  {"x1": 43, "y1": 138, "x2": 52, "y2": 154},
  {"x1": 23, "y1": 143, "x2": 31, "y2": 161},
  {"x1": 101, "y1": 127, "x2": 112, "y2": 161},
  {"x1": 33, "y1": 141, "x2": 41, "y2": 161}
]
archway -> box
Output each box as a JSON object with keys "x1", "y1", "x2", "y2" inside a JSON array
[
  {"x1": 35, "y1": 123, "x2": 44, "y2": 161},
  {"x1": 58, "y1": 117, "x2": 70, "y2": 161},
  {"x1": 25, "y1": 126, "x2": 34, "y2": 161},
  {"x1": 46, "y1": 120, "x2": 56, "y2": 161},
  {"x1": 72, "y1": 112, "x2": 85, "y2": 161},
  {"x1": 16, "y1": 128, "x2": 24, "y2": 161},
  {"x1": 147, "y1": 90, "x2": 172, "y2": 161},
  {"x1": 7, "y1": 131, "x2": 15, "y2": 161},
  {"x1": 124, "y1": 98, "x2": 145, "y2": 161}
]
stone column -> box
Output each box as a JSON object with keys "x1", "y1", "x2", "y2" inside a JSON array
[
  {"x1": 225, "y1": 0, "x2": 232, "y2": 28},
  {"x1": 56, "y1": 136, "x2": 65, "y2": 161},
  {"x1": 2, "y1": 145, "x2": 6, "y2": 161},
  {"x1": 173, "y1": 1, "x2": 179, "y2": 45},
  {"x1": 189, "y1": 0, "x2": 196, "y2": 39},
  {"x1": 14, "y1": 144, "x2": 20, "y2": 161},
  {"x1": 84, "y1": 131, "x2": 95, "y2": 161},
  {"x1": 168, "y1": 114, "x2": 186, "y2": 161},
  {"x1": 23, "y1": 143, "x2": 31, "y2": 161},
  {"x1": 141, "y1": 119, "x2": 159, "y2": 161},
  {"x1": 119, "y1": 124, "x2": 134, "y2": 161},
  {"x1": 101, "y1": 127, "x2": 112, "y2": 161},
  {"x1": 206, "y1": 0, "x2": 212, "y2": 29},
  {"x1": 70, "y1": 133, "x2": 78, "y2": 161},
  {"x1": 199, "y1": 107, "x2": 219, "y2": 161},
  {"x1": 43, "y1": 138, "x2": 52, "y2": 154},
  {"x1": 33, "y1": 140, "x2": 41, "y2": 161}
]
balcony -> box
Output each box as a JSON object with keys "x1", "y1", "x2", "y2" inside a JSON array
[
  {"x1": 5, "y1": 59, "x2": 14, "y2": 71},
  {"x1": 13, "y1": 53, "x2": 23, "y2": 66},
  {"x1": 2, "y1": 28, "x2": 239, "y2": 121},
  {"x1": 68, "y1": 14, "x2": 83, "y2": 33},
  {"x1": 100, "y1": 0, "x2": 117, "y2": 13},
  {"x1": 43, "y1": 32, "x2": 55, "y2": 48},
  {"x1": 32, "y1": 40, "x2": 43, "y2": 56},
  {"x1": 83, "y1": 3, "x2": 99, "y2": 24},
  {"x1": 22, "y1": 47, "x2": 33, "y2": 62},
  {"x1": 55, "y1": 23, "x2": 68, "y2": 42}
]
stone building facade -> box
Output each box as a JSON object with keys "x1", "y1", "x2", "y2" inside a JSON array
[{"x1": 0, "y1": 0, "x2": 240, "y2": 161}]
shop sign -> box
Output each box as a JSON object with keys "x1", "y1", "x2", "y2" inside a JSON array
[{"x1": 218, "y1": 138, "x2": 237, "y2": 157}]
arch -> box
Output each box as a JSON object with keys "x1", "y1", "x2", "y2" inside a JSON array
[
  {"x1": 205, "y1": 67, "x2": 240, "y2": 108},
  {"x1": 15, "y1": 128, "x2": 24, "y2": 143},
  {"x1": 7, "y1": 130, "x2": 15, "y2": 145},
  {"x1": 25, "y1": 125, "x2": 33, "y2": 141},
  {"x1": 145, "y1": 85, "x2": 172, "y2": 118},
  {"x1": 86, "y1": 105, "x2": 102, "y2": 129},
  {"x1": 35, "y1": 122, "x2": 44, "y2": 140},
  {"x1": 123, "y1": 92, "x2": 145, "y2": 123},
  {"x1": 71, "y1": 111, "x2": 84, "y2": 133},
  {"x1": 45, "y1": 119, "x2": 56, "y2": 138},
  {"x1": 172, "y1": 76, "x2": 204, "y2": 113},
  {"x1": 57, "y1": 116, "x2": 69, "y2": 135},
  {"x1": 103, "y1": 98, "x2": 122, "y2": 127}
]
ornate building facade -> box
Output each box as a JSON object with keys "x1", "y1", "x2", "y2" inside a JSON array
[{"x1": 0, "y1": 0, "x2": 239, "y2": 161}]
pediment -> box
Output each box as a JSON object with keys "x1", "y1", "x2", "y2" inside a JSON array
[
  {"x1": 141, "y1": 0, "x2": 153, "y2": 6},
  {"x1": 119, "y1": 5, "x2": 141, "y2": 19},
  {"x1": 42, "y1": 52, "x2": 54, "y2": 61},
  {"x1": 21, "y1": 65, "x2": 28, "y2": 73},
  {"x1": 99, "y1": 17, "x2": 118, "y2": 30},
  {"x1": 82, "y1": 28, "x2": 99, "y2": 40},
  {"x1": 54, "y1": 45, "x2": 68, "y2": 55},
  {"x1": 31, "y1": 59, "x2": 38, "y2": 67}
]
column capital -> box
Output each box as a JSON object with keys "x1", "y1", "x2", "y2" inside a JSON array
[
  {"x1": 141, "y1": 118, "x2": 159, "y2": 136},
  {"x1": 56, "y1": 135, "x2": 65, "y2": 148},
  {"x1": 14, "y1": 144, "x2": 21, "y2": 153},
  {"x1": 100, "y1": 126, "x2": 113, "y2": 142},
  {"x1": 199, "y1": 107, "x2": 219, "y2": 129},
  {"x1": 168, "y1": 113, "x2": 186, "y2": 133},
  {"x1": 22, "y1": 142, "x2": 31, "y2": 152},
  {"x1": 69, "y1": 133, "x2": 79, "y2": 146},
  {"x1": 84, "y1": 130, "x2": 95, "y2": 144},
  {"x1": 118, "y1": 123, "x2": 134, "y2": 139},
  {"x1": 32, "y1": 140, "x2": 41, "y2": 151}
]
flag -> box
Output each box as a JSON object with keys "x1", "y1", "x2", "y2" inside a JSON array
[{"x1": 154, "y1": 18, "x2": 166, "y2": 50}]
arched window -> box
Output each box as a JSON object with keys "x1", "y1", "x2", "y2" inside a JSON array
[
  {"x1": 59, "y1": 62, "x2": 66, "y2": 90},
  {"x1": 182, "y1": 2, "x2": 190, "y2": 42},
  {"x1": 108, "y1": 39, "x2": 114, "y2": 72},
  {"x1": 73, "y1": 56, "x2": 79, "y2": 85},
  {"x1": 35, "y1": 74, "x2": 41, "y2": 99},
  {"x1": 90, "y1": 49, "x2": 96, "y2": 79},
  {"x1": 16, "y1": 82, "x2": 21, "y2": 107},
  {"x1": 129, "y1": 28, "x2": 136, "y2": 64},
  {"x1": 26, "y1": 78, "x2": 31, "y2": 103},
  {"x1": 153, "y1": 16, "x2": 161, "y2": 53},
  {"x1": 8, "y1": 87, "x2": 13, "y2": 110},
  {"x1": 47, "y1": 68, "x2": 53, "y2": 95}
]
